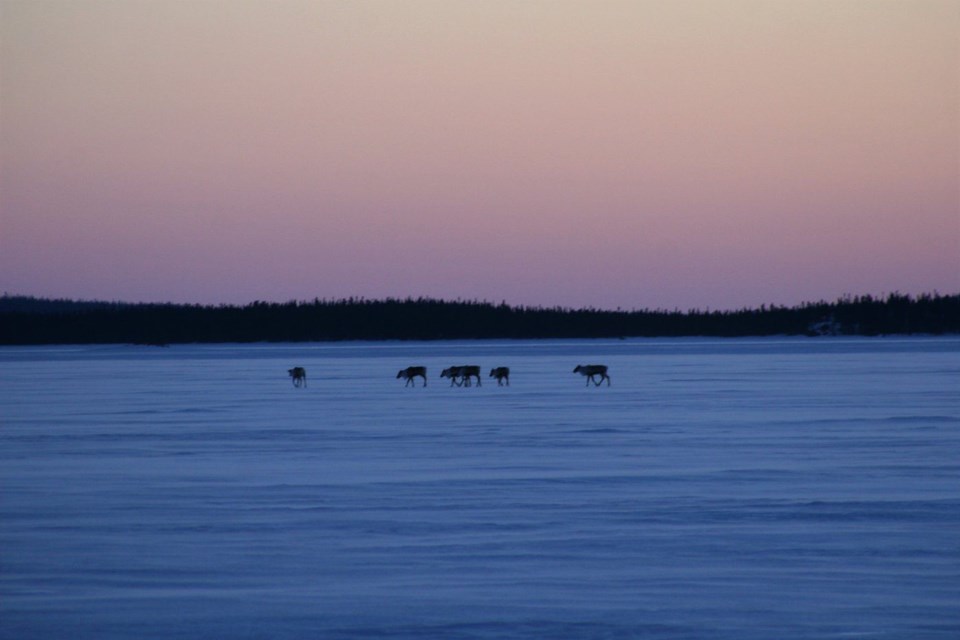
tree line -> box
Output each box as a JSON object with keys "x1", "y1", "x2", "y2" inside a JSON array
[{"x1": 0, "y1": 292, "x2": 957, "y2": 345}]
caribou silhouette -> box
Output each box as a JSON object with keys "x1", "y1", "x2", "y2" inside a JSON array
[
  {"x1": 489, "y1": 367, "x2": 510, "y2": 386},
  {"x1": 288, "y1": 367, "x2": 307, "y2": 388},
  {"x1": 441, "y1": 365, "x2": 482, "y2": 387},
  {"x1": 573, "y1": 364, "x2": 610, "y2": 386},
  {"x1": 397, "y1": 366, "x2": 428, "y2": 387}
]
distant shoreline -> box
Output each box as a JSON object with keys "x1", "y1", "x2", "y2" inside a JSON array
[{"x1": 1, "y1": 293, "x2": 957, "y2": 346}]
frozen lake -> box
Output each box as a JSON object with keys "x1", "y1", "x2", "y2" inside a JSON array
[{"x1": 1, "y1": 337, "x2": 958, "y2": 639}]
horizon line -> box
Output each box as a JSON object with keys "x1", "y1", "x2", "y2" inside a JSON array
[{"x1": 3, "y1": 290, "x2": 956, "y2": 316}]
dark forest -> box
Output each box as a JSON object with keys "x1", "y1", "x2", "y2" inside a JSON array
[{"x1": 1, "y1": 293, "x2": 957, "y2": 345}]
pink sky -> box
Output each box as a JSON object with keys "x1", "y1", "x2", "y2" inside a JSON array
[{"x1": 2, "y1": 0, "x2": 957, "y2": 310}]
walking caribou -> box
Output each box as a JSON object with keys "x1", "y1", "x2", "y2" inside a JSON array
[
  {"x1": 288, "y1": 367, "x2": 307, "y2": 388},
  {"x1": 397, "y1": 366, "x2": 428, "y2": 387},
  {"x1": 441, "y1": 365, "x2": 482, "y2": 387},
  {"x1": 489, "y1": 367, "x2": 510, "y2": 386},
  {"x1": 573, "y1": 364, "x2": 610, "y2": 386}
]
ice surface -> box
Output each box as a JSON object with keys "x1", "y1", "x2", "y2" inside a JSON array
[{"x1": 1, "y1": 337, "x2": 959, "y2": 639}]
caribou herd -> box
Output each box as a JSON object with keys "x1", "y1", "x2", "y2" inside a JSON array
[{"x1": 290, "y1": 364, "x2": 610, "y2": 388}]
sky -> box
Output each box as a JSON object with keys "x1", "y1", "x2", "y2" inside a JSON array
[{"x1": 1, "y1": 0, "x2": 958, "y2": 311}]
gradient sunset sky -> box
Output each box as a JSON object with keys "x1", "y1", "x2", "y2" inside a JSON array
[{"x1": 2, "y1": 0, "x2": 957, "y2": 310}]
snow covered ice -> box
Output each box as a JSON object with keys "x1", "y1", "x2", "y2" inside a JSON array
[{"x1": 1, "y1": 337, "x2": 958, "y2": 639}]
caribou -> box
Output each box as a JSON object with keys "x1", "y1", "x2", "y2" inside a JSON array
[
  {"x1": 489, "y1": 367, "x2": 510, "y2": 386},
  {"x1": 573, "y1": 364, "x2": 610, "y2": 386},
  {"x1": 440, "y1": 367, "x2": 458, "y2": 385},
  {"x1": 441, "y1": 365, "x2": 482, "y2": 387},
  {"x1": 288, "y1": 367, "x2": 307, "y2": 388},
  {"x1": 397, "y1": 366, "x2": 428, "y2": 387}
]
